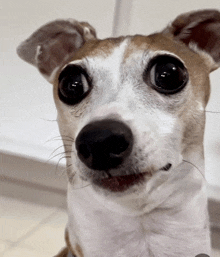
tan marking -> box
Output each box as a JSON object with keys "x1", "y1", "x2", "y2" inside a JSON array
[
  {"x1": 53, "y1": 32, "x2": 211, "y2": 161},
  {"x1": 55, "y1": 247, "x2": 68, "y2": 257},
  {"x1": 51, "y1": 36, "x2": 126, "y2": 86},
  {"x1": 123, "y1": 33, "x2": 211, "y2": 105},
  {"x1": 55, "y1": 227, "x2": 84, "y2": 257},
  {"x1": 64, "y1": 229, "x2": 84, "y2": 257},
  {"x1": 53, "y1": 32, "x2": 211, "y2": 155},
  {"x1": 53, "y1": 32, "x2": 211, "y2": 123},
  {"x1": 123, "y1": 35, "x2": 152, "y2": 60},
  {"x1": 52, "y1": 36, "x2": 127, "y2": 106},
  {"x1": 121, "y1": 33, "x2": 210, "y2": 155},
  {"x1": 69, "y1": 36, "x2": 126, "y2": 61},
  {"x1": 75, "y1": 243, "x2": 84, "y2": 257}
]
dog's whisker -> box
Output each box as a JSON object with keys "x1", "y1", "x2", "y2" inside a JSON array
[
  {"x1": 56, "y1": 156, "x2": 69, "y2": 169},
  {"x1": 55, "y1": 164, "x2": 72, "y2": 176},
  {"x1": 51, "y1": 138, "x2": 74, "y2": 143},
  {"x1": 49, "y1": 145, "x2": 72, "y2": 158},
  {"x1": 57, "y1": 154, "x2": 72, "y2": 163},
  {"x1": 71, "y1": 181, "x2": 92, "y2": 190},
  {"x1": 59, "y1": 163, "x2": 72, "y2": 171},
  {"x1": 57, "y1": 163, "x2": 73, "y2": 175},
  {"x1": 60, "y1": 135, "x2": 75, "y2": 141},
  {"x1": 45, "y1": 150, "x2": 68, "y2": 165},
  {"x1": 46, "y1": 149, "x2": 73, "y2": 171},
  {"x1": 45, "y1": 136, "x2": 63, "y2": 143},
  {"x1": 46, "y1": 135, "x2": 75, "y2": 143},
  {"x1": 47, "y1": 154, "x2": 63, "y2": 164},
  {"x1": 205, "y1": 110, "x2": 220, "y2": 114},
  {"x1": 182, "y1": 159, "x2": 206, "y2": 180},
  {"x1": 49, "y1": 150, "x2": 72, "y2": 161}
]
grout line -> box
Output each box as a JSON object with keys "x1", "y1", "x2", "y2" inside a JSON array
[{"x1": 4, "y1": 208, "x2": 63, "y2": 252}]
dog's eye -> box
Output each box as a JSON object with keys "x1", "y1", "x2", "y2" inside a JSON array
[
  {"x1": 58, "y1": 65, "x2": 91, "y2": 105},
  {"x1": 144, "y1": 55, "x2": 188, "y2": 94}
]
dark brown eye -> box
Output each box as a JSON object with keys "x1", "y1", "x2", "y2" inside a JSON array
[
  {"x1": 144, "y1": 55, "x2": 188, "y2": 94},
  {"x1": 58, "y1": 65, "x2": 92, "y2": 105}
]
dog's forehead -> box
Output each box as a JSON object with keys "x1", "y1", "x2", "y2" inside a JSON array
[
  {"x1": 60, "y1": 33, "x2": 210, "y2": 106},
  {"x1": 72, "y1": 33, "x2": 200, "y2": 65},
  {"x1": 68, "y1": 33, "x2": 209, "y2": 89}
]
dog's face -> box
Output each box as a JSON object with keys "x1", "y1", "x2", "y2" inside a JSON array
[
  {"x1": 17, "y1": 10, "x2": 220, "y2": 196},
  {"x1": 54, "y1": 34, "x2": 209, "y2": 194}
]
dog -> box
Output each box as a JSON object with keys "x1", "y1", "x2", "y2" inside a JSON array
[{"x1": 17, "y1": 9, "x2": 220, "y2": 257}]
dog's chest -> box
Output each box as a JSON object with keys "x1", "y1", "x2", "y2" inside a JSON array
[
  {"x1": 67, "y1": 184, "x2": 151, "y2": 256},
  {"x1": 67, "y1": 182, "x2": 210, "y2": 257}
]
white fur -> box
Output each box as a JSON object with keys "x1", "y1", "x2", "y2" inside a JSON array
[
  {"x1": 67, "y1": 164, "x2": 209, "y2": 257},
  {"x1": 62, "y1": 41, "x2": 211, "y2": 256},
  {"x1": 17, "y1": 19, "x2": 214, "y2": 255}
]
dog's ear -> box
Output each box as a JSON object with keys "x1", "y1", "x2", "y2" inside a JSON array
[
  {"x1": 162, "y1": 9, "x2": 220, "y2": 71},
  {"x1": 17, "y1": 19, "x2": 97, "y2": 83}
]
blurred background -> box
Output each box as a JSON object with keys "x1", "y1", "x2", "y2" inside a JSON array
[{"x1": 1, "y1": 0, "x2": 220, "y2": 256}]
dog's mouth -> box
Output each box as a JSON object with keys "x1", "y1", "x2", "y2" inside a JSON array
[
  {"x1": 96, "y1": 163, "x2": 172, "y2": 192},
  {"x1": 99, "y1": 171, "x2": 151, "y2": 192}
]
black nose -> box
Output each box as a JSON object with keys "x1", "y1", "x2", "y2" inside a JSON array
[{"x1": 75, "y1": 119, "x2": 133, "y2": 171}]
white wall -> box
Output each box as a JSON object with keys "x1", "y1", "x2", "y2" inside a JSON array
[{"x1": 1, "y1": 0, "x2": 220, "y2": 189}]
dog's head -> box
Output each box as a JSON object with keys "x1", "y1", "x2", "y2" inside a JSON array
[{"x1": 17, "y1": 10, "x2": 220, "y2": 195}]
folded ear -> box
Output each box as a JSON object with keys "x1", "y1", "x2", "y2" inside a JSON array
[
  {"x1": 162, "y1": 9, "x2": 220, "y2": 71},
  {"x1": 17, "y1": 19, "x2": 97, "y2": 83}
]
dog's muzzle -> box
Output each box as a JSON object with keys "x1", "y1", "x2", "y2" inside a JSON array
[
  {"x1": 75, "y1": 119, "x2": 133, "y2": 171},
  {"x1": 75, "y1": 119, "x2": 172, "y2": 192}
]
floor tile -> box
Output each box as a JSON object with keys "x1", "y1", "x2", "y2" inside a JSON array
[
  {"x1": 0, "y1": 240, "x2": 11, "y2": 254},
  {"x1": 2, "y1": 245, "x2": 50, "y2": 257},
  {"x1": 20, "y1": 209, "x2": 68, "y2": 255},
  {"x1": 0, "y1": 196, "x2": 56, "y2": 242}
]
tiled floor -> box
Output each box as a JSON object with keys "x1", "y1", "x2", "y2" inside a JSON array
[
  {"x1": 1, "y1": 180, "x2": 220, "y2": 257},
  {"x1": 0, "y1": 195, "x2": 67, "y2": 257},
  {"x1": 0, "y1": 174, "x2": 68, "y2": 257}
]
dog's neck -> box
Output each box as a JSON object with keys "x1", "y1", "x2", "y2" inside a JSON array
[{"x1": 67, "y1": 155, "x2": 210, "y2": 257}]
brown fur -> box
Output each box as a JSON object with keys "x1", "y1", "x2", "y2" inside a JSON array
[
  {"x1": 55, "y1": 230, "x2": 84, "y2": 257},
  {"x1": 55, "y1": 247, "x2": 69, "y2": 257}
]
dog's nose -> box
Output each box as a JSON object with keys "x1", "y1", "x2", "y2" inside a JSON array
[{"x1": 75, "y1": 119, "x2": 133, "y2": 171}]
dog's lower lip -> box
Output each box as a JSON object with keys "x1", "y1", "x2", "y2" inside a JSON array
[
  {"x1": 99, "y1": 172, "x2": 151, "y2": 192},
  {"x1": 97, "y1": 163, "x2": 172, "y2": 192}
]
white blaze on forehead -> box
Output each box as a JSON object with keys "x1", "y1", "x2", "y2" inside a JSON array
[{"x1": 87, "y1": 38, "x2": 130, "y2": 90}]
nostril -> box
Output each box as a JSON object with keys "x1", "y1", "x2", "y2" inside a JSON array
[{"x1": 78, "y1": 144, "x2": 91, "y2": 159}]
